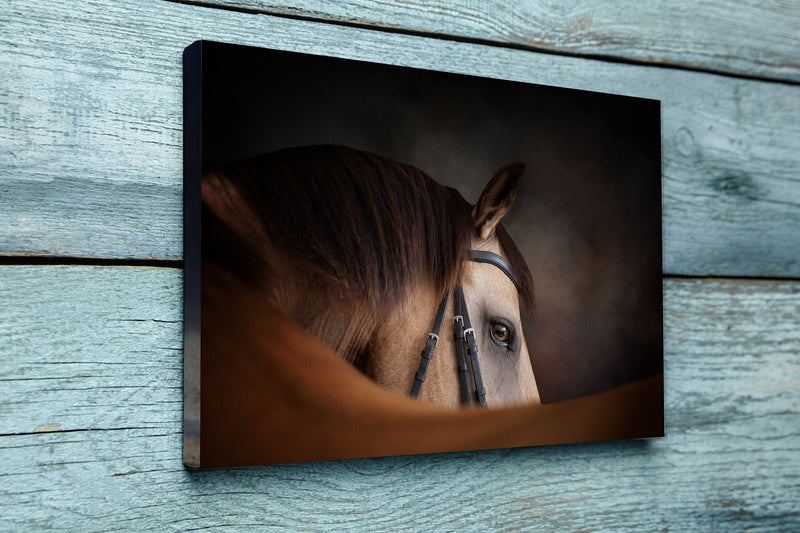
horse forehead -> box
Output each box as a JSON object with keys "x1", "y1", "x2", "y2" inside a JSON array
[{"x1": 462, "y1": 254, "x2": 520, "y2": 303}]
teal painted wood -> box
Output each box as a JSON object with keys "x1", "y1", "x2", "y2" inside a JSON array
[
  {"x1": 1, "y1": 266, "x2": 798, "y2": 530},
  {"x1": 1, "y1": 0, "x2": 800, "y2": 276},
  {"x1": 186, "y1": 0, "x2": 800, "y2": 83}
]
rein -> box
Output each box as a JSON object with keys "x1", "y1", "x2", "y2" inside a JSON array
[{"x1": 410, "y1": 250, "x2": 520, "y2": 407}]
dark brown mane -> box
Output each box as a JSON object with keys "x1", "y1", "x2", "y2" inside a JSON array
[
  {"x1": 495, "y1": 223, "x2": 535, "y2": 315},
  {"x1": 202, "y1": 145, "x2": 535, "y2": 364},
  {"x1": 204, "y1": 145, "x2": 472, "y2": 306}
]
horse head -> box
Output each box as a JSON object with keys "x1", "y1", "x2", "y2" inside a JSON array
[
  {"x1": 365, "y1": 162, "x2": 540, "y2": 407},
  {"x1": 201, "y1": 146, "x2": 539, "y2": 409}
]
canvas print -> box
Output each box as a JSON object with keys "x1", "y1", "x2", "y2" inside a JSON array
[{"x1": 183, "y1": 40, "x2": 664, "y2": 468}]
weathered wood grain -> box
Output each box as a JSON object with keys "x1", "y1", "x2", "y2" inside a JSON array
[
  {"x1": 184, "y1": 0, "x2": 800, "y2": 83},
  {"x1": 1, "y1": 265, "x2": 798, "y2": 530},
  {"x1": 1, "y1": 0, "x2": 799, "y2": 276}
]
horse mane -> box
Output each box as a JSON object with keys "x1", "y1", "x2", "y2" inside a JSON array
[
  {"x1": 201, "y1": 145, "x2": 534, "y2": 364},
  {"x1": 495, "y1": 223, "x2": 535, "y2": 316}
]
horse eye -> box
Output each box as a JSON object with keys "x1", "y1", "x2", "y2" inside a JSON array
[{"x1": 490, "y1": 322, "x2": 512, "y2": 346}]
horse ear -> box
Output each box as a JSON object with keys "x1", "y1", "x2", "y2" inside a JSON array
[{"x1": 472, "y1": 161, "x2": 524, "y2": 241}]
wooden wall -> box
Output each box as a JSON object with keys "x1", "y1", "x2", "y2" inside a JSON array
[{"x1": 1, "y1": 1, "x2": 798, "y2": 529}]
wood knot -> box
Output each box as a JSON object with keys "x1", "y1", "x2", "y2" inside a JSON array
[
  {"x1": 674, "y1": 127, "x2": 695, "y2": 157},
  {"x1": 711, "y1": 174, "x2": 759, "y2": 199}
]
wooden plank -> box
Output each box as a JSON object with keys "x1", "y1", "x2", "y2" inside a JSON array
[
  {"x1": 1, "y1": 0, "x2": 799, "y2": 277},
  {"x1": 186, "y1": 0, "x2": 800, "y2": 83},
  {"x1": 0, "y1": 266, "x2": 183, "y2": 435},
  {"x1": 1, "y1": 265, "x2": 798, "y2": 530}
]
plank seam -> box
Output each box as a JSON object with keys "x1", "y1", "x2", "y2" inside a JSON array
[
  {"x1": 0, "y1": 427, "x2": 166, "y2": 437},
  {"x1": 664, "y1": 273, "x2": 800, "y2": 283},
  {"x1": 165, "y1": 0, "x2": 800, "y2": 86},
  {"x1": 0, "y1": 256, "x2": 183, "y2": 268}
]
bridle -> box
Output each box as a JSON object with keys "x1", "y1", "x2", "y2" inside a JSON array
[{"x1": 410, "y1": 250, "x2": 521, "y2": 407}]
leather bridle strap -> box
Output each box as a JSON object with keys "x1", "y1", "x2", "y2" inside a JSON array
[
  {"x1": 410, "y1": 289, "x2": 450, "y2": 398},
  {"x1": 469, "y1": 250, "x2": 520, "y2": 291},
  {"x1": 452, "y1": 285, "x2": 472, "y2": 406},
  {"x1": 459, "y1": 284, "x2": 487, "y2": 407}
]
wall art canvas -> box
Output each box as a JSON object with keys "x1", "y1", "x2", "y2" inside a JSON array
[{"x1": 183, "y1": 40, "x2": 664, "y2": 468}]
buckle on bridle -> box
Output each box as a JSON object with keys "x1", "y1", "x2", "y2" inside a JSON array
[
  {"x1": 426, "y1": 332, "x2": 439, "y2": 347},
  {"x1": 452, "y1": 315, "x2": 463, "y2": 326},
  {"x1": 463, "y1": 327, "x2": 475, "y2": 339}
]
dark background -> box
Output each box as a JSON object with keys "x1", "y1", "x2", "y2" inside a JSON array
[{"x1": 200, "y1": 41, "x2": 662, "y2": 403}]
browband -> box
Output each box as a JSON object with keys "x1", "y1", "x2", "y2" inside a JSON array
[{"x1": 469, "y1": 250, "x2": 520, "y2": 292}]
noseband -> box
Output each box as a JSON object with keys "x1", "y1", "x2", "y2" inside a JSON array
[{"x1": 410, "y1": 250, "x2": 520, "y2": 407}]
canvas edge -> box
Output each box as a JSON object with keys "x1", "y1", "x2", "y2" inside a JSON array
[{"x1": 183, "y1": 40, "x2": 204, "y2": 469}]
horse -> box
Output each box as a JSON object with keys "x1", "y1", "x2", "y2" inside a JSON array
[{"x1": 200, "y1": 145, "x2": 540, "y2": 408}]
